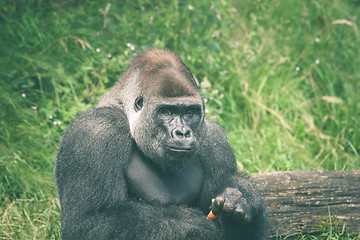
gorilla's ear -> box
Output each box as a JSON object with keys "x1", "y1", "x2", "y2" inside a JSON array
[{"x1": 134, "y1": 96, "x2": 144, "y2": 112}]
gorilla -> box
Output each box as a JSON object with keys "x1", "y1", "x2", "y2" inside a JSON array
[{"x1": 55, "y1": 49, "x2": 268, "y2": 240}]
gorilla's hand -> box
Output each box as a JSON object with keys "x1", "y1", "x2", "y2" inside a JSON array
[{"x1": 211, "y1": 188, "x2": 253, "y2": 224}]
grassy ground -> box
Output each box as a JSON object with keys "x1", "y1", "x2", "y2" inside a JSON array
[{"x1": 1, "y1": 0, "x2": 359, "y2": 239}]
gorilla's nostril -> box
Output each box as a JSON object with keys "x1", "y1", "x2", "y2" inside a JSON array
[
  {"x1": 185, "y1": 131, "x2": 191, "y2": 138},
  {"x1": 175, "y1": 130, "x2": 184, "y2": 138}
]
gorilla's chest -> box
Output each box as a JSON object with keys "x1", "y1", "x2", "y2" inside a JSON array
[{"x1": 125, "y1": 148, "x2": 204, "y2": 205}]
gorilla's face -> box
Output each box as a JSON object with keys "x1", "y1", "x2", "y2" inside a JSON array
[{"x1": 132, "y1": 97, "x2": 205, "y2": 172}]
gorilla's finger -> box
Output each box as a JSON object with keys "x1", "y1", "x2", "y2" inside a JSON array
[
  {"x1": 211, "y1": 197, "x2": 224, "y2": 215},
  {"x1": 233, "y1": 205, "x2": 251, "y2": 224}
]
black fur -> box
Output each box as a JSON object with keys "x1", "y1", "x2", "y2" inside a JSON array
[{"x1": 56, "y1": 49, "x2": 268, "y2": 240}]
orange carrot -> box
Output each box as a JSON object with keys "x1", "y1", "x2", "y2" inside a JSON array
[{"x1": 206, "y1": 210, "x2": 217, "y2": 220}]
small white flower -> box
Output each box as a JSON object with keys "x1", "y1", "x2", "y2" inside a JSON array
[
  {"x1": 315, "y1": 37, "x2": 320, "y2": 43},
  {"x1": 31, "y1": 106, "x2": 37, "y2": 110},
  {"x1": 57, "y1": 121, "x2": 62, "y2": 125},
  {"x1": 209, "y1": 96, "x2": 213, "y2": 100},
  {"x1": 22, "y1": 93, "x2": 26, "y2": 98},
  {"x1": 53, "y1": 121, "x2": 58, "y2": 125},
  {"x1": 126, "y1": 43, "x2": 135, "y2": 51},
  {"x1": 295, "y1": 66, "x2": 300, "y2": 72},
  {"x1": 49, "y1": 115, "x2": 53, "y2": 119},
  {"x1": 315, "y1": 59, "x2": 320, "y2": 65},
  {"x1": 219, "y1": 94, "x2": 224, "y2": 99},
  {"x1": 125, "y1": 50, "x2": 129, "y2": 55},
  {"x1": 205, "y1": 109, "x2": 209, "y2": 113},
  {"x1": 107, "y1": 54, "x2": 112, "y2": 58},
  {"x1": 214, "y1": 89, "x2": 219, "y2": 94},
  {"x1": 96, "y1": 48, "x2": 101, "y2": 53},
  {"x1": 188, "y1": 5, "x2": 194, "y2": 11}
]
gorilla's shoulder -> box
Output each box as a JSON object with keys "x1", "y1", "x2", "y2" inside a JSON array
[
  {"x1": 204, "y1": 118, "x2": 226, "y2": 134},
  {"x1": 61, "y1": 107, "x2": 131, "y2": 147},
  {"x1": 68, "y1": 107, "x2": 129, "y2": 132},
  {"x1": 203, "y1": 118, "x2": 229, "y2": 143},
  {"x1": 75, "y1": 107, "x2": 127, "y2": 123}
]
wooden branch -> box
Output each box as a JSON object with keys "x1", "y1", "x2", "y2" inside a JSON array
[{"x1": 251, "y1": 170, "x2": 360, "y2": 238}]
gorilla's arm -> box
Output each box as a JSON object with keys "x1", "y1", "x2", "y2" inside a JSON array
[
  {"x1": 56, "y1": 108, "x2": 220, "y2": 240},
  {"x1": 198, "y1": 120, "x2": 268, "y2": 240}
]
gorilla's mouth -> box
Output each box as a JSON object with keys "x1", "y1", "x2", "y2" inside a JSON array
[{"x1": 165, "y1": 146, "x2": 194, "y2": 152}]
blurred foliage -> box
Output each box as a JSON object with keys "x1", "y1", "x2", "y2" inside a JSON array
[{"x1": 0, "y1": 0, "x2": 359, "y2": 238}]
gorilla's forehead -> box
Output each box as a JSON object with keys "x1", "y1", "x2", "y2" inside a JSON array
[{"x1": 145, "y1": 68, "x2": 200, "y2": 99}]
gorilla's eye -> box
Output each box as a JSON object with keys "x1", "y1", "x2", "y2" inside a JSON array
[
  {"x1": 186, "y1": 110, "x2": 193, "y2": 116},
  {"x1": 161, "y1": 107, "x2": 175, "y2": 117},
  {"x1": 164, "y1": 110, "x2": 173, "y2": 116},
  {"x1": 134, "y1": 96, "x2": 143, "y2": 112}
]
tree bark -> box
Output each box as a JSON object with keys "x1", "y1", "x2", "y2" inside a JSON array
[{"x1": 251, "y1": 170, "x2": 360, "y2": 238}]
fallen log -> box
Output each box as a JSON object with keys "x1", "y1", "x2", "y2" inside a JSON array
[{"x1": 251, "y1": 170, "x2": 360, "y2": 238}]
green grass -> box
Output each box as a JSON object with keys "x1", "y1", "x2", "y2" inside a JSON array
[{"x1": 1, "y1": 0, "x2": 359, "y2": 239}]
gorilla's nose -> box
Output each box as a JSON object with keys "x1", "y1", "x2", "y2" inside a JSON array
[{"x1": 171, "y1": 126, "x2": 192, "y2": 140}]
